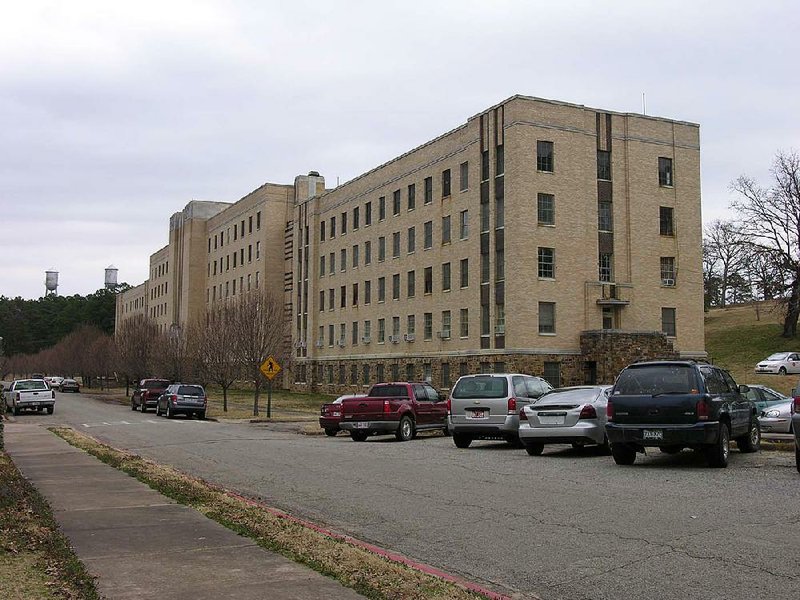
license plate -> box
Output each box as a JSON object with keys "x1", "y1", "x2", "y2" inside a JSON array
[
  {"x1": 643, "y1": 429, "x2": 663, "y2": 440},
  {"x1": 470, "y1": 410, "x2": 485, "y2": 419},
  {"x1": 355, "y1": 422, "x2": 369, "y2": 429},
  {"x1": 539, "y1": 415, "x2": 565, "y2": 425}
]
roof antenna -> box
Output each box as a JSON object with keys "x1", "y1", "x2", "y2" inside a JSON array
[{"x1": 642, "y1": 92, "x2": 647, "y2": 115}]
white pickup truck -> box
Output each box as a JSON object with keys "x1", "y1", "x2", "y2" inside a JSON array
[{"x1": 2, "y1": 379, "x2": 56, "y2": 415}]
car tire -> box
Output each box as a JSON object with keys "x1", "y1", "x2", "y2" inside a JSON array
[
  {"x1": 46, "y1": 406, "x2": 53, "y2": 415},
  {"x1": 155, "y1": 404, "x2": 161, "y2": 416},
  {"x1": 737, "y1": 419, "x2": 761, "y2": 453},
  {"x1": 779, "y1": 366, "x2": 787, "y2": 375},
  {"x1": 197, "y1": 411, "x2": 206, "y2": 420},
  {"x1": 324, "y1": 428, "x2": 338, "y2": 437},
  {"x1": 659, "y1": 445, "x2": 682, "y2": 455},
  {"x1": 166, "y1": 404, "x2": 174, "y2": 419},
  {"x1": 350, "y1": 431, "x2": 368, "y2": 442},
  {"x1": 452, "y1": 433, "x2": 472, "y2": 449},
  {"x1": 705, "y1": 423, "x2": 730, "y2": 468},
  {"x1": 599, "y1": 435, "x2": 613, "y2": 455},
  {"x1": 506, "y1": 436, "x2": 525, "y2": 449},
  {"x1": 131, "y1": 400, "x2": 137, "y2": 411},
  {"x1": 525, "y1": 443, "x2": 544, "y2": 456},
  {"x1": 395, "y1": 416, "x2": 415, "y2": 442},
  {"x1": 13, "y1": 403, "x2": 20, "y2": 416},
  {"x1": 611, "y1": 443, "x2": 636, "y2": 465},
  {"x1": 140, "y1": 402, "x2": 147, "y2": 413}
]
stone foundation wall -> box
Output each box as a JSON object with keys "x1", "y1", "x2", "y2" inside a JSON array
[{"x1": 580, "y1": 329, "x2": 678, "y2": 385}]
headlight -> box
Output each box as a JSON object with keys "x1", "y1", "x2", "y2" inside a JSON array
[{"x1": 764, "y1": 409, "x2": 781, "y2": 418}]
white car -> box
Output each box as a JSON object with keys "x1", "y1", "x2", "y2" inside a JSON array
[{"x1": 754, "y1": 352, "x2": 800, "y2": 375}]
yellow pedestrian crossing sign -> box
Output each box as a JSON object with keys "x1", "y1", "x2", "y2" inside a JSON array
[{"x1": 260, "y1": 355, "x2": 282, "y2": 381}]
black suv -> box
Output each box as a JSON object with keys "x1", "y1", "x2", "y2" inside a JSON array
[{"x1": 605, "y1": 360, "x2": 760, "y2": 468}]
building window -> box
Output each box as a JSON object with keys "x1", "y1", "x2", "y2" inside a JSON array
[
  {"x1": 391, "y1": 364, "x2": 399, "y2": 381},
  {"x1": 364, "y1": 319, "x2": 371, "y2": 340},
  {"x1": 543, "y1": 362, "x2": 561, "y2": 387},
  {"x1": 248, "y1": 245, "x2": 252, "y2": 262},
  {"x1": 352, "y1": 321, "x2": 359, "y2": 345},
  {"x1": 539, "y1": 302, "x2": 556, "y2": 334},
  {"x1": 365, "y1": 201, "x2": 372, "y2": 226},
  {"x1": 340, "y1": 248, "x2": 347, "y2": 272},
  {"x1": 442, "y1": 310, "x2": 452, "y2": 337},
  {"x1": 459, "y1": 210, "x2": 469, "y2": 239},
  {"x1": 407, "y1": 314, "x2": 416, "y2": 335},
  {"x1": 407, "y1": 226, "x2": 416, "y2": 253},
  {"x1": 424, "y1": 177, "x2": 433, "y2": 204},
  {"x1": 353, "y1": 206, "x2": 360, "y2": 229},
  {"x1": 537, "y1": 141, "x2": 554, "y2": 172},
  {"x1": 659, "y1": 157, "x2": 673, "y2": 186},
  {"x1": 660, "y1": 206, "x2": 674, "y2": 236},
  {"x1": 378, "y1": 277, "x2": 386, "y2": 302},
  {"x1": 330, "y1": 216, "x2": 336, "y2": 238},
  {"x1": 328, "y1": 288, "x2": 334, "y2": 309},
  {"x1": 352, "y1": 282, "x2": 359, "y2": 306},
  {"x1": 249, "y1": 216, "x2": 254, "y2": 233},
  {"x1": 352, "y1": 244, "x2": 359, "y2": 268},
  {"x1": 460, "y1": 308, "x2": 469, "y2": 337},
  {"x1": 661, "y1": 257, "x2": 676, "y2": 286},
  {"x1": 406, "y1": 363, "x2": 415, "y2": 381},
  {"x1": 597, "y1": 150, "x2": 611, "y2": 180},
  {"x1": 320, "y1": 222, "x2": 326, "y2": 242},
  {"x1": 495, "y1": 304, "x2": 505, "y2": 335},
  {"x1": 255, "y1": 271, "x2": 260, "y2": 288},
  {"x1": 602, "y1": 307, "x2": 615, "y2": 329},
  {"x1": 460, "y1": 258, "x2": 469, "y2": 288},
  {"x1": 538, "y1": 247, "x2": 555, "y2": 279},
  {"x1": 598, "y1": 201, "x2": 613, "y2": 232},
  {"x1": 392, "y1": 232, "x2": 400, "y2": 258},
  {"x1": 495, "y1": 249, "x2": 504, "y2": 282},
  {"x1": 341, "y1": 211, "x2": 347, "y2": 234},
  {"x1": 329, "y1": 252, "x2": 335, "y2": 274},
  {"x1": 496, "y1": 144, "x2": 504, "y2": 175},
  {"x1": 599, "y1": 253, "x2": 613, "y2": 282},
  {"x1": 379, "y1": 196, "x2": 386, "y2": 221},
  {"x1": 319, "y1": 291, "x2": 325, "y2": 311},
  {"x1": 364, "y1": 240, "x2": 372, "y2": 265},
  {"x1": 460, "y1": 161, "x2": 469, "y2": 191},
  {"x1": 424, "y1": 221, "x2": 433, "y2": 249},
  {"x1": 392, "y1": 273, "x2": 400, "y2": 300},
  {"x1": 442, "y1": 262, "x2": 451, "y2": 291},
  {"x1": 662, "y1": 307, "x2": 677, "y2": 336},
  {"x1": 408, "y1": 183, "x2": 416, "y2": 211},
  {"x1": 363, "y1": 364, "x2": 370, "y2": 385},
  {"x1": 442, "y1": 169, "x2": 451, "y2": 197},
  {"x1": 378, "y1": 318, "x2": 386, "y2": 343},
  {"x1": 407, "y1": 270, "x2": 415, "y2": 298},
  {"x1": 424, "y1": 312, "x2": 433, "y2": 340},
  {"x1": 376, "y1": 363, "x2": 384, "y2": 383},
  {"x1": 442, "y1": 215, "x2": 451, "y2": 244},
  {"x1": 392, "y1": 316, "x2": 401, "y2": 338},
  {"x1": 424, "y1": 267, "x2": 433, "y2": 294},
  {"x1": 256, "y1": 211, "x2": 261, "y2": 230},
  {"x1": 364, "y1": 280, "x2": 371, "y2": 304},
  {"x1": 378, "y1": 236, "x2": 386, "y2": 261},
  {"x1": 538, "y1": 193, "x2": 555, "y2": 225},
  {"x1": 340, "y1": 285, "x2": 346, "y2": 308},
  {"x1": 442, "y1": 362, "x2": 450, "y2": 388},
  {"x1": 392, "y1": 190, "x2": 401, "y2": 216}
]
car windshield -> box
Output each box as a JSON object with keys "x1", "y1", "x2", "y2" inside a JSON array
[
  {"x1": 613, "y1": 365, "x2": 697, "y2": 396},
  {"x1": 63, "y1": 379, "x2": 76, "y2": 384},
  {"x1": 144, "y1": 380, "x2": 170, "y2": 389},
  {"x1": 177, "y1": 385, "x2": 204, "y2": 396},
  {"x1": 369, "y1": 385, "x2": 409, "y2": 398},
  {"x1": 451, "y1": 376, "x2": 509, "y2": 399},
  {"x1": 766, "y1": 353, "x2": 791, "y2": 361},
  {"x1": 15, "y1": 380, "x2": 49, "y2": 391},
  {"x1": 535, "y1": 387, "x2": 604, "y2": 405}
]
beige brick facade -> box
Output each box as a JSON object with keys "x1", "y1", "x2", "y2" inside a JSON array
[{"x1": 116, "y1": 95, "x2": 704, "y2": 392}]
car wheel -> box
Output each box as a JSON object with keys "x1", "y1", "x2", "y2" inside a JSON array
[
  {"x1": 506, "y1": 436, "x2": 525, "y2": 449},
  {"x1": 779, "y1": 366, "x2": 787, "y2": 375},
  {"x1": 166, "y1": 404, "x2": 174, "y2": 419},
  {"x1": 140, "y1": 401, "x2": 147, "y2": 413},
  {"x1": 13, "y1": 403, "x2": 20, "y2": 416},
  {"x1": 46, "y1": 406, "x2": 53, "y2": 415},
  {"x1": 131, "y1": 400, "x2": 137, "y2": 411},
  {"x1": 525, "y1": 443, "x2": 544, "y2": 456},
  {"x1": 452, "y1": 433, "x2": 472, "y2": 449},
  {"x1": 611, "y1": 443, "x2": 636, "y2": 465},
  {"x1": 659, "y1": 445, "x2": 682, "y2": 455},
  {"x1": 350, "y1": 431, "x2": 368, "y2": 442},
  {"x1": 395, "y1": 416, "x2": 415, "y2": 442},
  {"x1": 737, "y1": 419, "x2": 761, "y2": 453},
  {"x1": 324, "y1": 428, "x2": 338, "y2": 437},
  {"x1": 155, "y1": 404, "x2": 161, "y2": 416},
  {"x1": 197, "y1": 411, "x2": 206, "y2": 420},
  {"x1": 705, "y1": 423, "x2": 730, "y2": 468},
  {"x1": 599, "y1": 435, "x2": 613, "y2": 455}
]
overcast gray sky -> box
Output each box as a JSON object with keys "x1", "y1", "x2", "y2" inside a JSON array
[{"x1": 2, "y1": 0, "x2": 798, "y2": 299}]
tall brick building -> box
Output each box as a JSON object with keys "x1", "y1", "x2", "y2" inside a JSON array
[{"x1": 117, "y1": 95, "x2": 704, "y2": 391}]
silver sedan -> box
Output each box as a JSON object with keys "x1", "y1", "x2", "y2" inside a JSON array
[
  {"x1": 518, "y1": 386, "x2": 612, "y2": 456},
  {"x1": 758, "y1": 400, "x2": 794, "y2": 434}
]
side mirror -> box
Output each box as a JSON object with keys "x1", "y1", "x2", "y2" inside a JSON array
[{"x1": 738, "y1": 384, "x2": 750, "y2": 394}]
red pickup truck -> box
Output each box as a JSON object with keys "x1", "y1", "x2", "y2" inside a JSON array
[{"x1": 339, "y1": 382, "x2": 448, "y2": 442}]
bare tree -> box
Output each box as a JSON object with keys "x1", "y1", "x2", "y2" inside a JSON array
[
  {"x1": 232, "y1": 289, "x2": 289, "y2": 416},
  {"x1": 731, "y1": 150, "x2": 800, "y2": 337},
  {"x1": 191, "y1": 302, "x2": 239, "y2": 412},
  {"x1": 115, "y1": 315, "x2": 161, "y2": 387},
  {"x1": 703, "y1": 219, "x2": 749, "y2": 308}
]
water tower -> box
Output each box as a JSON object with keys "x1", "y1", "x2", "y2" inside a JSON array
[
  {"x1": 45, "y1": 269, "x2": 59, "y2": 296},
  {"x1": 104, "y1": 265, "x2": 119, "y2": 290}
]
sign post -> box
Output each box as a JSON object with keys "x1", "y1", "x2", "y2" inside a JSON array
[{"x1": 259, "y1": 355, "x2": 282, "y2": 419}]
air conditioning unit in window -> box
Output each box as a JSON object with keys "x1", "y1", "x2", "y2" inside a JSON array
[
  {"x1": 295, "y1": 340, "x2": 307, "y2": 349},
  {"x1": 388, "y1": 335, "x2": 400, "y2": 344},
  {"x1": 437, "y1": 330, "x2": 451, "y2": 339},
  {"x1": 315, "y1": 340, "x2": 324, "y2": 348},
  {"x1": 662, "y1": 278, "x2": 675, "y2": 287},
  {"x1": 495, "y1": 325, "x2": 505, "y2": 335},
  {"x1": 337, "y1": 339, "x2": 346, "y2": 348},
  {"x1": 361, "y1": 336, "x2": 371, "y2": 344},
  {"x1": 404, "y1": 333, "x2": 415, "y2": 342}
]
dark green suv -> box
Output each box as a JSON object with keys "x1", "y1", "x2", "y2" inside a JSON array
[{"x1": 605, "y1": 360, "x2": 760, "y2": 468}]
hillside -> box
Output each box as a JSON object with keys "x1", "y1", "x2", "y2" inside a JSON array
[{"x1": 705, "y1": 302, "x2": 798, "y2": 395}]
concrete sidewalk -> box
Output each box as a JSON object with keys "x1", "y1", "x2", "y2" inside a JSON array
[{"x1": 4, "y1": 424, "x2": 363, "y2": 600}]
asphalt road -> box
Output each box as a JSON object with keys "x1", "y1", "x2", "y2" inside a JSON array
[{"x1": 10, "y1": 390, "x2": 800, "y2": 600}]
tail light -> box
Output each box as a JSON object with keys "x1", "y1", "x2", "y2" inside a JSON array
[
  {"x1": 203, "y1": 395, "x2": 208, "y2": 406},
  {"x1": 507, "y1": 397, "x2": 517, "y2": 415},
  {"x1": 383, "y1": 399, "x2": 391, "y2": 414},
  {"x1": 52, "y1": 390, "x2": 56, "y2": 399},
  {"x1": 446, "y1": 397, "x2": 451, "y2": 415},
  {"x1": 792, "y1": 396, "x2": 800, "y2": 415},
  {"x1": 171, "y1": 394, "x2": 178, "y2": 404},
  {"x1": 579, "y1": 404, "x2": 597, "y2": 419},
  {"x1": 696, "y1": 397, "x2": 711, "y2": 421},
  {"x1": 606, "y1": 398, "x2": 614, "y2": 422},
  {"x1": 519, "y1": 407, "x2": 528, "y2": 421}
]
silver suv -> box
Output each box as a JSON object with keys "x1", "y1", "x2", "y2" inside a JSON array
[
  {"x1": 156, "y1": 384, "x2": 207, "y2": 419},
  {"x1": 449, "y1": 373, "x2": 552, "y2": 448}
]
